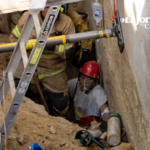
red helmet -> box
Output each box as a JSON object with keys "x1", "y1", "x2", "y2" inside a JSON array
[{"x1": 80, "y1": 61, "x2": 100, "y2": 78}]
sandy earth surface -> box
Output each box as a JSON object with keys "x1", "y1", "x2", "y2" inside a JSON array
[
  {"x1": 0, "y1": 91, "x2": 133, "y2": 150},
  {"x1": 0, "y1": 1, "x2": 134, "y2": 150}
]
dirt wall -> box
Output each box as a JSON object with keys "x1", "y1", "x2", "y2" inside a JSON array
[{"x1": 85, "y1": 0, "x2": 150, "y2": 150}]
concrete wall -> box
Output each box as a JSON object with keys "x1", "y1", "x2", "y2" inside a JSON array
[
  {"x1": 116, "y1": 0, "x2": 150, "y2": 148},
  {"x1": 85, "y1": 0, "x2": 150, "y2": 150},
  {"x1": 116, "y1": 0, "x2": 150, "y2": 129}
]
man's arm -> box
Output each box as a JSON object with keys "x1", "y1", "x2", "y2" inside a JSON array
[
  {"x1": 68, "y1": 9, "x2": 93, "y2": 65},
  {"x1": 9, "y1": 11, "x2": 37, "y2": 43},
  {"x1": 100, "y1": 104, "x2": 110, "y2": 121},
  {"x1": 50, "y1": 13, "x2": 76, "y2": 59}
]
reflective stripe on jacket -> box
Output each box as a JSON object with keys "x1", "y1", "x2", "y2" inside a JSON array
[
  {"x1": 13, "y1": 25, "x2": 20, "y2": 38},
  {"x1": 41, "y1": 45, "x2": 65, "y2": 59},
  {"x1": 38, "y1": 64, "x2": 66, "y2": 79},
  {"x1": 53, "y1": 105, "x2": 69, "y2": 113}
]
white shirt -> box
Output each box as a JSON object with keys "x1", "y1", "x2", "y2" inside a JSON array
[{"x1": 68, "y1": 78, "x2": 107, "y2": 120}]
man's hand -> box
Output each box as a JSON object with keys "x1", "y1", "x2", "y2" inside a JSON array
[{"x1": 100, "y1": 104, "x2": 110, "y2": 121}]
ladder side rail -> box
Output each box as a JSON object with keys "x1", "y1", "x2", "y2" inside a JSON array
[
  {"x1": 0, "y1": 14, "x2": 34, "y2": 104},
  {"x1": 0, "y1": 80, "x2": 9, "y2": 105},
  {"x1": 0, "y1": 5, "x2": 60, "y2": 150},
  {"x1": 8, "y1": 15, "x2": 35, "y2": 74}
]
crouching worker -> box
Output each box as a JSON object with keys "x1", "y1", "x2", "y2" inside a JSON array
[{"x1": 68, "y1": 61, "x2": 110, "y2": 126}]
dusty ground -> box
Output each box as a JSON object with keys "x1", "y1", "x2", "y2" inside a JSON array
[
  {"x1": 0, "y1": 1, "x2": 134, "y2": 150},
  {"x1": 2, "y1": 91, "x2": 84, "y2": 150},
  {"x1": 0, "y1": 91, "x2": 133, "y2": 150}
]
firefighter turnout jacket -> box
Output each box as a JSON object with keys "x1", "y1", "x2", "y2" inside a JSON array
[{"x1": 9, "y1": 11, "x2": 75, "y2": 94}]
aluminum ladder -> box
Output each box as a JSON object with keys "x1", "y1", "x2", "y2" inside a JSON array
[{"x1": 0, "y1": 2, "x2": 61, "y2": 149}]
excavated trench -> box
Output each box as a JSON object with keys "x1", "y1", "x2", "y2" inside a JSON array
[{"x1": 0, "y1": 0, "x2": 147, "y2": 150}]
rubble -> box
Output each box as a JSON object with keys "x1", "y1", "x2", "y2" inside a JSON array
[
  {"x1": 49, "y1": 126, "x2": 56, "y2": 134},
  {"x1": 17, "y1": 133, "x2": 28, "y2": 145}
]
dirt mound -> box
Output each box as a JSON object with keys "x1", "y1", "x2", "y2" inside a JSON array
[
  {"x1": 4, "y1": 92, "x2": 82, "y2": 150},
  {"x1": 0, "y1": 91, "x2": 133, "y2": 150}
]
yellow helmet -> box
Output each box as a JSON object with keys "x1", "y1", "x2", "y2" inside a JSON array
[{"x1": 60, "y1": 4, "x2": 69, "y2": 14}]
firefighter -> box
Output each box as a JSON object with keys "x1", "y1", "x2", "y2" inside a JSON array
[
  {"x1": 60, "y1": 4, "x2": 93, "y2": 67},
  {"x1": 68, "y1": 61, "x2": 110, "y2": 126},
  {"x1": 9, "y1": 7, "x2": 76, "y2": 116},
  {"x1": 68, "y1": 9, "x2": 93, "y2": 67}
]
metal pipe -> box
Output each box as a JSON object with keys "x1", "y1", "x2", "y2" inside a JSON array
[{"x1": 0, "y1": 29, "x2": 113, "y2": 53}]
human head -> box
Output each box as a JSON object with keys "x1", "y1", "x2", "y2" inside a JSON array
[{"x1": 79, "y1": 61, "x2": 100, "y2": 92}]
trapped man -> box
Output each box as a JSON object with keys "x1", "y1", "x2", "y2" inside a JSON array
[{"x1": 68, "y1": 61, "x2": 110, "y2": 126}]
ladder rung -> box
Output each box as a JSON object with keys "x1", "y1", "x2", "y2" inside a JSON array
[
  {"x1": 32, "y1": 14, "x2": 41, "y2": 36},
  {"x1": 20, "y1": 42, "x2": 28, "y2": 68},
  {"x1": 0, "y1": 79, "x2": 9, "y2": 105},
  {"x1": 8, "y1": 72, "x2": 16, "y2": 98}
]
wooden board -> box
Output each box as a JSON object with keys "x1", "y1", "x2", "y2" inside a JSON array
[
  {"x1": 0, "y1": 0, "x2": 84, "y2": 14},
  {"x1": 47, "y1": 0, "x2": 83, "y2": 4},
  {"x1": 0, "y1": 0, "x2": 30, "y2": 14}
]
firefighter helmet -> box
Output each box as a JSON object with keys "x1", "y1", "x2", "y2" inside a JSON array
[
  {"x1": 42, "y1": 4, "x2": 69, "y2": 18},
  {"x1": 60, "y1": 4, "x2": 69, "y2": 14}
]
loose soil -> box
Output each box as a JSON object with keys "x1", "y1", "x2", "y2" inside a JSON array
[{"x1": 1, "y1": 91, "x2": 133, "y2": 150}]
